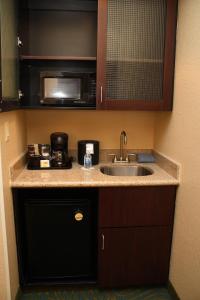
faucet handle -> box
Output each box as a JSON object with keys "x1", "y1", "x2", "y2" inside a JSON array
[
  {"x1": 126, "y1": 153, "x2": 137, "y2": 162},
  {"x1": 107, "y1": 153, "x2": 117, "y2": 163}
]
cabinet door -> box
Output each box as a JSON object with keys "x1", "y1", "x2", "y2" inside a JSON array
[
  {"x1": 0, "y1": 0, "x2": 19, "y2": 111},
  {"x1": 98, "y1": 227, "x2": 171, "y2": 287},
  {"x1": 97, "y1": 0, "x2": 177, "y2": 110}
]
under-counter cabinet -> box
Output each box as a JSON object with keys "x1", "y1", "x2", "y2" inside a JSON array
[
  {"x1": 97, "y1": 0, "x2": 178, "y2": 110},
  {"x1": 13, "y1": 186, "x2": 176, "y2": 288},
  {"x1": 98, "y1": 187, "x2": 176, "y2": 287}
]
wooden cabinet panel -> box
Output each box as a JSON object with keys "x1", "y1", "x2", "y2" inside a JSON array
[
  {"x1": 99, "y1": 186, "x2": 176, "y2": 227},
  {"x1": 98, "y1": 227, "x2": 171, "y2": 287}
]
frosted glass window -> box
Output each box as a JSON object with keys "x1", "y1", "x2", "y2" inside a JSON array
[
  {"x1": 0, "y1": 0, "x2": 18, "y2": 100},
  {"x1": 106, "y1": 0, "x2": 167, "y2": 101}
]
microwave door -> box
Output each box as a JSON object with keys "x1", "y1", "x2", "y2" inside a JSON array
[{"x1": 42, "y1": 78, "x2": 81, "y2": 105}]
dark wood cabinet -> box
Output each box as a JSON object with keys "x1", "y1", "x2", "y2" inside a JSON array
[
  {"x1": 98, "y1": 186, "x2": 176, "y2": 287},
  {"x1": 98, "y1": 227, "x2": 171, "y2": 287},
  {"x1": 99, "y1": 186, "x2": 176, "y2": 227},
  {"x1": 96, "y1": 0, "x2": 178, "y2": 110},
  {"x1": 0, "y1": 0, "x2": 178, "y2": 111}
]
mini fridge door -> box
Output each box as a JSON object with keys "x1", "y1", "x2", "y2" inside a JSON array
[{"x1": 13, "y1": 188, "x2": 98, "y2": 286}]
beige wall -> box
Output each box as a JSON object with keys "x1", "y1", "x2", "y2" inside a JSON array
[
  {"x1": 154, "y1": 1, "x2": 200, "y2": 299},
  {"x1": 0, "y1": 110, "x2": 26, "y2": 300},
  {"x1": 26, "y1": 110, "x2": 155, "y2": 149},
  {"x1": 0, "y1": 109, "x2": 154, "y2": 299},
  {"x1": 0, "y1": 216, "x2": 8, "y2": 300}
]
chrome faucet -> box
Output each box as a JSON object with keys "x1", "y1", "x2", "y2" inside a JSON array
[
  {"x1": 120, "y1": 130, "x2": 127, "y2": 161},
  {"x1": 108, "y1": 130, "x2": 136, "y2": 163}
]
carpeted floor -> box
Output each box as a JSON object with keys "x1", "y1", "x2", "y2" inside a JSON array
[{"x1": 20, "y1": 287, "x2": 173, "y2": 300}]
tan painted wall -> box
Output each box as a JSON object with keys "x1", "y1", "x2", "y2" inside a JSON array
[
  {"x1": 26, "y1": 110, "x2": 155, "y2": 149},
  {"x1": 0, "y1": 224, "x2": 7, "y2": 300},
  {"x1": 0, "y1": 109, "x2": 154, "y2": 299},
  {"x1": 0, "y1": 110, "x2": 26, "y2": 300},
  {"x1": 154, "y1": 1, "x2": 200, "y2": 299}
]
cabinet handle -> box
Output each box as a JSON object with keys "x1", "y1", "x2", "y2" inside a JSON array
[
  {"x1": 100, "y1": 86, "x2": 103, "y2": 103},
  {"x1": 101, "y1": 234, "x2": 105, "y2": 250}
]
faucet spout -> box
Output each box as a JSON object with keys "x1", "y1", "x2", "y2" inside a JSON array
[{"x1": 120, "y1": 130, "x2": 127, "y2": 160}]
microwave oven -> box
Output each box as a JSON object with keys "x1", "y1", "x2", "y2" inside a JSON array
[{"x1": 40, "y1": 71, "x2": 96, "y2": 107}]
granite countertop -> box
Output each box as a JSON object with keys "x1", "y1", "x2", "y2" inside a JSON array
[{"x1": 11, "y1": 162, "x2": 179, "y2": 188}]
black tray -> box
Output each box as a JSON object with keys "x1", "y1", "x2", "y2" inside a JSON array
[
  {"x1": 27, "y1": 157, "x2": 73, "y2": 170},
  {"x1": 27, "y1": 164, "x2": 72, "y2": 170}
]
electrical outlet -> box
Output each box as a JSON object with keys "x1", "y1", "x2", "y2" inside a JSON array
[{"x1": 4, "y1": 121, "x2": 10, "y2": 142}]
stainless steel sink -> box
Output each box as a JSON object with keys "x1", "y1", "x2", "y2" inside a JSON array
[{"x1": 100, "y1": 165, "x2": 153, "y2": 176}]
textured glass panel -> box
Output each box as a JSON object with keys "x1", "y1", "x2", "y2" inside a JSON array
[
  {"x1": 106, "y1": 0, "x2": 167, "y2": 101},
  {"x1": 0, "y1": 0, "x2": 18, "y2": 100}
]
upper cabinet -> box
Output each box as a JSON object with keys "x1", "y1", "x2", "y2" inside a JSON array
[
  {"x1": 96, "y1": 0, "x2": 178, "y2": 110},
  {"x1": 0, "y1": 0, "x2": 178, "y2": 111},
  {"x1": 0, "y1": 0, "x2": 19, "y2": 111}
]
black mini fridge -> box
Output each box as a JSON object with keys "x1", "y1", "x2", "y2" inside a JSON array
[{"x1": 13, "y1": 188, "x2": 98, "y2": 287}]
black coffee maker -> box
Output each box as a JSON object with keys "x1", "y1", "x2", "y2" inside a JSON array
[{"x1": 51, "y1": 132, "x2": 70, "y2": 168}]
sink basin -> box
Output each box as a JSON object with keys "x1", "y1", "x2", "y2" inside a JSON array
[{"x1": 100, "y1": 165, "x2": 153, "y2": 176}]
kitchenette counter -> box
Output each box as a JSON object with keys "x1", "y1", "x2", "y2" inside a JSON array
[{"x1": 11, "y1": 162, "x2": 179, "y2": 188}]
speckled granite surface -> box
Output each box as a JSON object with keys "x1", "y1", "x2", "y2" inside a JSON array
[{"x1": 11, "y1": 162, "x2": 179, "y2": 188}]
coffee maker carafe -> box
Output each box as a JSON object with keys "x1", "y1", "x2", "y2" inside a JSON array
[{"x1": 51, "y1": 132, "x2": 68, "y2": 167}]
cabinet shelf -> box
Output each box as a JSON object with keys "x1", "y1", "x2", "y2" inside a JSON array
[
  {"x1": 20, "y1": 106, "x2": 96, "y2": 110},
  {"x1": 20, "y1": 55, "x2": 96, "y2": 61}
]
